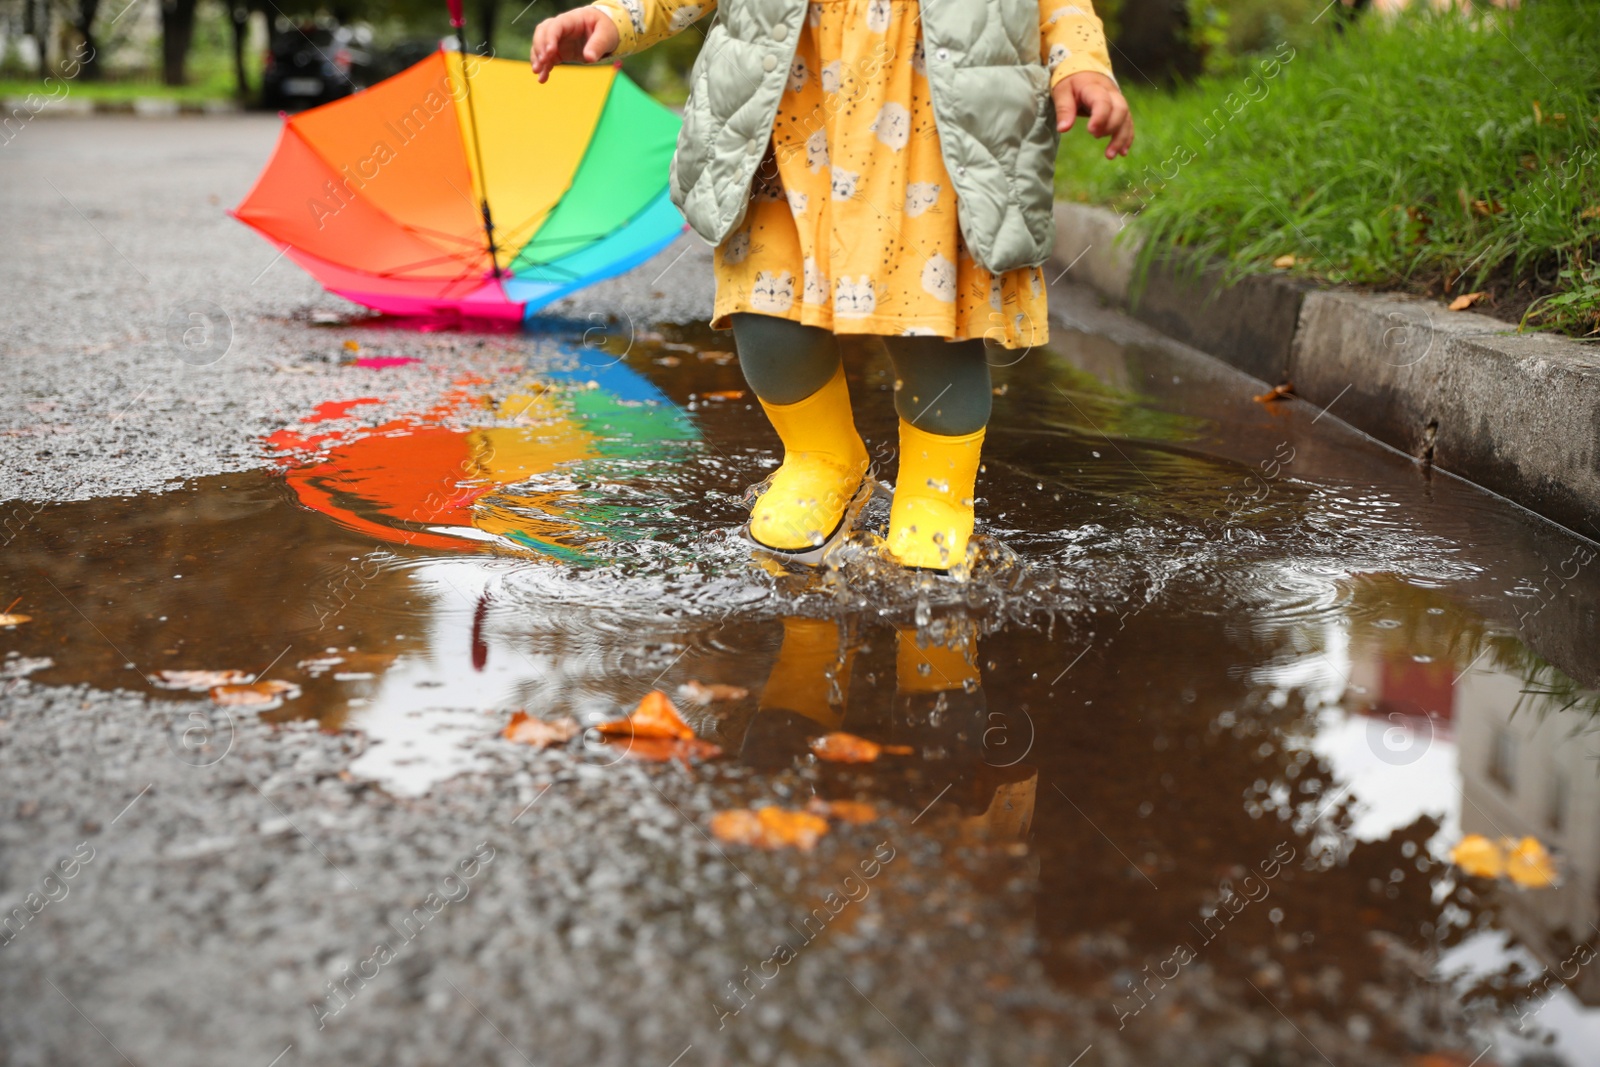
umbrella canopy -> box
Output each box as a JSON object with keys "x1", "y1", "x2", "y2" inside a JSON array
[{"x1": 234, "y1": 51, "x2": 685, "y2": 322}]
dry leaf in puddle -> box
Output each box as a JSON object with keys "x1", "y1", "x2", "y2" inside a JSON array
[
  {"x1": 711, "y1": 807, "x2": 829, "y2": 851},
  {"x1": 155, "y1": 669, "x2": 254, "y2": 691},
  {"x1": 697, "y1": 349, "x2": 735, "y2": 364},
  {"x1": 677, "y1": 680, "x2": 750, "y2": 705},
  {"x1": 1505, "y1": 836, "x2": 1558, "y2": 888},
  {"x1": 210, "y1": 680, "x2": 301, "y2": 707},
  {"x1": 1252, "y1": 383, "x2": 1294, "y2": 404},
  {"x1": 809, "y1": 732, "x2": 912, "y2": 763},
  {"x1": 614, "y1": 736, "x2": 724, "y2": 763},
  {"x1": 595, "y1": 690, "x2": 694, "y2": 740},
  {"x1": 1272, "y1": 254, "x2": 1297, "y2": 269},
  {"x1": 1449, "y1": 292, "x2": 1486, "y2": 311},
  {"x1": 1450, "y1": 834, "x2": 1505, "y2": 879},
  {"x1": 807, "y1": 798, "x2": 878, "y2": 824},
  {"x1": 702, "y1": 390, "x2": 746, "y2": 401},
  {"x1": 502, "y1": 712, "x2": 578, "y2": 749},
  {"x1": 0, "y1": 613, "x2": 32, "y2": 626}
]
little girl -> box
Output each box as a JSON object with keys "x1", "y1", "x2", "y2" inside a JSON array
[{"x1": 533, "y1": 0, "x2": 1132, "y2": 573}]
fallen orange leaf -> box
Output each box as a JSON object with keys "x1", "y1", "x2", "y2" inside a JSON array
[
  {"x1": 1505, "y1": 836, "x2": 1558, "y2": 888},
  {"x1": 1581, "y1": 205, "x2": 1600, "y2": 221},
  {"x1": 155, "y1": 669, "x2": 253, "y2": 690},
  {"x1": 808, "y1": 732, "x2": 911, "y2": 763},
  {"x1": 711, "y1": 807, "x2": 830, "y2": 851},
  {"x1": 614, "y1": 736, "x2": 724, "y2": 763},
  {"x1": 210, "y1": 680, "x2": 300, "y2": 707},
  {"x1": 595, "y1": 690, "x2": 694, "y2": 740},
  {"x1": 677, "y1": 679, "x2": 750, "y2": 705},
  {"x1": 1272, "y1": 254, "x2": 1297, "y2": 269},
  {"x1": 1252, "y1": 383, "x2": 1295, "y2": 404},
  {"x1": 1450, "y1": 834, "x2": 1504, "y2": 879},
  {"x1": 807, "y1": 798, "x2": 879, "y2": 824},
  {"x1": 0, "y1": 613, "x2": 32, "y2": 626},
  {"x1": 502, "y1": 711, "x2": 578, "y2": 749},
  {"x1": 1449, "y1": 292, "x2": 1486, "y2": 311},
  {"x1": 703, "y1": 390, "x2": 747, "y2": 401}
]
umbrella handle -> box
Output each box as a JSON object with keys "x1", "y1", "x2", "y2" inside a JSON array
[{"x1": 446, "y1": 0, "x2": 465, "y2": 29}]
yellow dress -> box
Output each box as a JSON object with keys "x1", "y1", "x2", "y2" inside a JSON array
[{"x1": 594, "y1": 0, "x2": 1115, "y2": 350}]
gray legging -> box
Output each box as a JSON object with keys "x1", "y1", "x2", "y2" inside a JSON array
[{"x1": 729, "y1": 313, "x2": 991, "y2": 435}]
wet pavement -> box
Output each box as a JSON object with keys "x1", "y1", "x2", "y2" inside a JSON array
[{"x1": 5, "y1": 118, "x2": 1600, "y2": 1067}]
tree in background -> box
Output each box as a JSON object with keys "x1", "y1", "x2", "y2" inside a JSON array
[
  {"x1": 71, "y1": 0, "x2": 104, "y2": 79},
  {"x1": 160, "y1": 0, "x2": 199, "y2": 84}
]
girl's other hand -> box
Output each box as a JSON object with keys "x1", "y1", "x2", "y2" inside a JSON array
[
  {"x1": 1053, "y1": 72, "x2": 1133, "y2": 159},
  {"x1": 530, "y1": 8, "x2": 620, "y2": 82}
]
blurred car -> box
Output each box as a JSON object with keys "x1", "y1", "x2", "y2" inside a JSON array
[
  {"x1": 261, "y1": 23, "x2": 378, "y2": 111},
  {"x1": 371, "y1": 39, "x2": 447, "y2": 80}
]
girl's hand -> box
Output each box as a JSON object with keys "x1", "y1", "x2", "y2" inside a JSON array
[
  {"x1": 531, "y1": 8, "x2": 620, "y2": 82},
  {"x1": 1053, "y1": 71, "x2": 1133, "y2": 159}
]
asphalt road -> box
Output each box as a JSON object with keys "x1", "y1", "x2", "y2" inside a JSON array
[{"x1": 1, "y1": 116, "x2": 1398, "y2": 1067}]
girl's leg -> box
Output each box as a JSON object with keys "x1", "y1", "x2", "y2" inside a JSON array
[
  {"x1": 730, "y1": 312, "x2": 841, "y2": 404},
  {"x1": 881, "y1": 336, "x2": 991, "y2": 436},
  {"x1": 731, "y1": 313, "x2": 870, "y2": 557},
  {"x1": 879, "y1": 337, "x2": 992, "y2": 571}
]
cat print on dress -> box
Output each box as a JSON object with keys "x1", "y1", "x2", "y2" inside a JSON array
[
  {"x1": 911, "y1": 37, "x2": 925, "y2": 76},
  {"x1": 803, "y1": 256, "x2": 830, "y2": 305},
  {"x1": 723, "y1": 228, "x2": 752, "y2": 266},
  {"x1": 786, "y1": 189, "x2": 809, "y2": 215},
  {"x1": 1029, "y1": 270, "x2": 1043, "y2": 298},
  {"x1": 617, "y1": 0, "x2": 645, "y2": 33},
  {"x1": 751, "y1": 270, "x2": 796, "y2": 313},
  {"x1": 805, "y1": 129, "x2": 830, "y2": 173},
  {"x1": 788, "y1": 57, "x2": 809, "y2": 93},
  {"x1": 807, "y1": 1, "x2": 822, "y2": 27},
  {"x1": 1048, "y1": 43, "x2": 1070, "y2": 68},
  {"x1": 834, "y1": 276, "x2": 877, "y2": 318},
  {"x1": 821, "y1": 60, "x2": 842, "y2": 94},
  {"x1": 904, "y1": 181, "x2": 940, "y2": 218},
  {"x1": 866, "y1": 0, "x2": 891, "y2": 32},
  {"x1": 988, "y1": 274, "x2": 1003, "y2": 311},
  {"x1": 1046, "y1": 4, "x2": 1086, "y2": 22},
  {"x1": 667, "y1": 3, "x2": 702, "y2": 32},
  {"x1": 921, "y1": 254, "x2": 957, "y2": 303},
  {"x1": 829, "y1": 165, "x2": 860, "y2": 201},
  {"x1": 870, "y1": 102, "x2": 911, "y2": 150}
]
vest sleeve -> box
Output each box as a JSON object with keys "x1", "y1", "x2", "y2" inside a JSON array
[
  {"x1": 590, "y1": 0, "x2": 718, "y2": 58},
  {"x1": 1039, "y1": 1, "x2": 1117, "y2": 89}
]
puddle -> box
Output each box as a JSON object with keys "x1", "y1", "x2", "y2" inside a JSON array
[{"x1": 5, "y1": 320, "x2": 1600, "y2": 1061}]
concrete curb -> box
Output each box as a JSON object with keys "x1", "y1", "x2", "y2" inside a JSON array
[
  {"x1": 1051, "y1": 200, "x2": 1600, "y2": 538},
  {"x1": 2, "y1": 96, "x2": 243, "y2": 117}
]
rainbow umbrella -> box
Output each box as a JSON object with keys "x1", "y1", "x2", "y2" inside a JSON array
[{"x1": 232, "y1": 48, "x2": 685, "y2": 322}]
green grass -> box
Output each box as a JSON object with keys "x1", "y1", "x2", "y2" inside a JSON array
[
  {"x1": 0, "y1": 69, "x2": 240, "y2": 104},
  {"x1": 1056, "y1": 0, "x2": 1600, "y2": 337}
]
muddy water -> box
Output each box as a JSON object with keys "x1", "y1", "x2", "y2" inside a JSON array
[{"x1": 5, "y1": 319, "x2": 1600, "y2": 1062}]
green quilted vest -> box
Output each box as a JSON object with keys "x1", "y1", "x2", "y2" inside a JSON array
[{"x1": 670, "y1": 0, "x2": 1059, "y2": 273}]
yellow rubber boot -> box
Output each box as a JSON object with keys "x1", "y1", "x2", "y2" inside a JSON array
[
  {"x1": 747, "y1": 366, "x2": 870, "y2": 556},
  {"x1": 886, "y1": 420, "x2": 984, "y2": 571}
]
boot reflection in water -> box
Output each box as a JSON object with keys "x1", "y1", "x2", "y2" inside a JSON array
[
  {"x1": 738, "y1": 613, "x2": 1035, "y2": 841},
  {"x1": 731, "y1": 316, "x2": 993, "y2": 574},
  {"x1": 740, "y1": 617, "x2": 857, "y2": 769},
  {"x1": 894, "y1": 622, "x2": 1036, "y2": 842}
]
